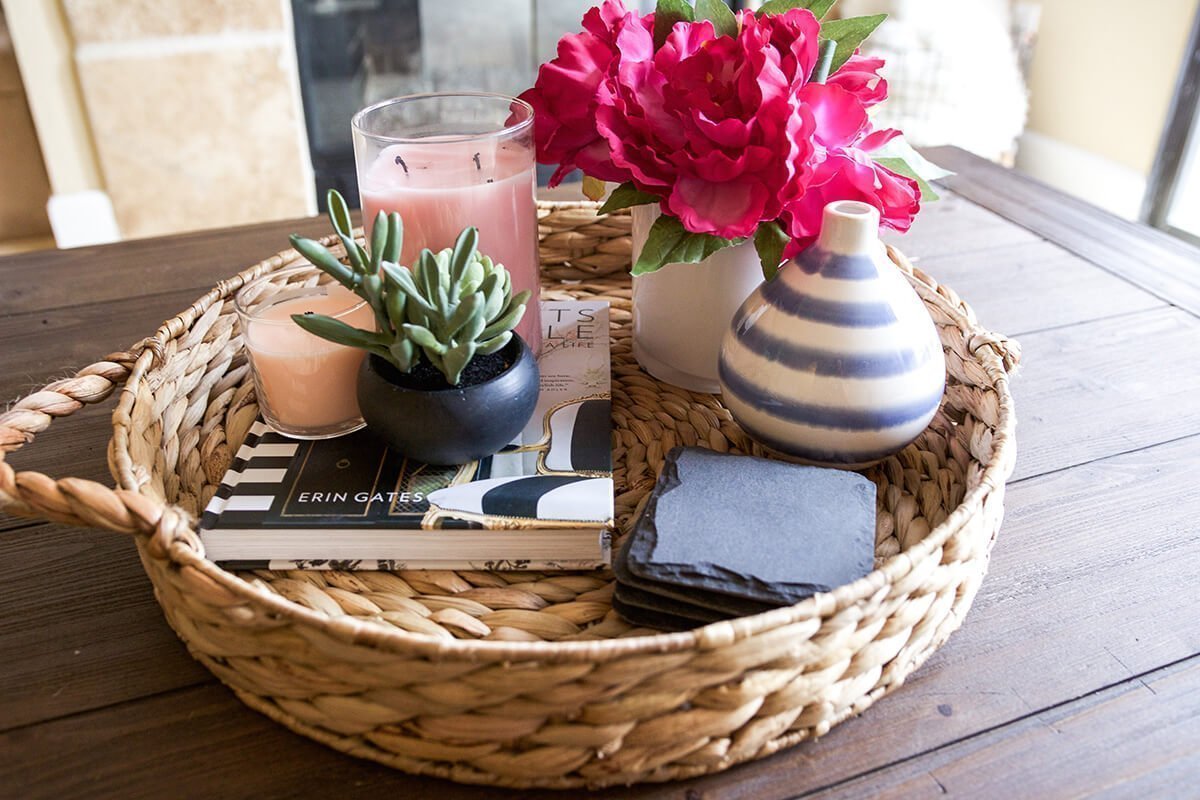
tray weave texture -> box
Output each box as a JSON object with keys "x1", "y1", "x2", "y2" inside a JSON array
[{"x1": 0, "y1": 201, "x2": 1018, "y2": 789}]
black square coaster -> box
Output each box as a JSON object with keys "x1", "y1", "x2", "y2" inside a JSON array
[{"x1": 624, "y1": 447, "x2": 877, "y2": 607}]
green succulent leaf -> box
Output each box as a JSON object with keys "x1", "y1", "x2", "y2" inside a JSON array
[
  {"x1": 289, "y1": 235, "x2": 358, "y2": 291},
  {"x1": 462, "y1": 302, "x2": 488, "y2": 343},
  {"x1": 479, "y1": 271, "x2": 504, "y2": 320},
  {"x1": 382, "y1": 212, "x2": 403, "y2": 264},
  {"x1": 383, "y1": 263, "x2": 424, "y2": 304},
  {"x1": 369, "y1": 211, "x2": 389, "y2": 272},
  {"x1": 333, "y1": 233, "x2": 366, "y2": 275},
  {"x1": 415, "y1": 250, "x2": 437, "y2": 298},
  {"x1": 654, "y1": 0, "x2": 694, "y2": 49},
  {"x1": 402, "y1": 324, "x2": 449, "y2": 355},
  {"x1": 476, "y1": 332, "x2": 511, "y2": 356},
  {"x1": 384, "y1": 282, "x2": 407, "y2": 333},
  {"x1": 597, "y1": 182, "x2": 660, "y2": 216},
  {"x1": 290, "y1": 312, "x2": 389, "y2": 358},
  {"x1": 480, "y1": 299, "x2": 527, "y2": 341},
  {"x1": 388, "y1": 339, "x2": 416, "y2": 372},
  {"x1": 442, "y1": 343, "x2": 476, "y2": 386},
  {"x1": 460, "y1": 258, "x2": 485, "y2": 295},
  {"x1": 632, "y1": 214, "x2": 743, "y2": 276},
  {"x1": 449, "y1": 227, "x2": 479, "y2": 285},
  {"x1": 874, "y1": 156, "x2": 940, "y2": 201},
  {"x1": 695, "y1": 0, "x2": 737, "y2": 37},
  {"x1": 753, "y1": 220, "x2": 790, "y2": 281},
  {"x1": 503, "y1": 289, "x2": 533, "y2": 319},
  {"x1": 445, "y1": 292, "x2": 484, "y2": 340},
  {"x1": 758, "y1": 0, "x2": 836, "y2": 19},
  {"x1": 326, "y1": 190, "x2": 354, "y2": 238},
  {"x1": 819, "y1": 14, "x2": 887, "y2": 74}
]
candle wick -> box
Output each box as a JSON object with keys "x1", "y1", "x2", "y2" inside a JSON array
[
  {"x1": 394, "y1": 155, "x2": 408, "y2": 175},
  {"x1": 473, "y1": 152, "x2": 481, "y2": 171}
]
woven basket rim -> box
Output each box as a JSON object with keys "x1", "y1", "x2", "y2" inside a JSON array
[{"x1": 110, "y1": 200, "x2": 1018, "y2": 664}]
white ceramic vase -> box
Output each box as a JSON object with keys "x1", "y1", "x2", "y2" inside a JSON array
[
  {"x1": 630, "y1": 205, "x2": 764, "y2": 393},
  {"x1": 718, "y1": 200, "x2": 946, "y2": 468}
]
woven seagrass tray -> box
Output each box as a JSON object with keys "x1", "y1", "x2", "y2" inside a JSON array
[{"x1": 0, "y1": 201, "x2": 1018, "y2": 789}]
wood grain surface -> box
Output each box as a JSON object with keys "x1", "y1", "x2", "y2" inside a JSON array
[{"x1": 1, "y1": 148, "x2": 1197, "y2": 798}]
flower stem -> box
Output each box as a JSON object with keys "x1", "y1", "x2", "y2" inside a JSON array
[{"x1": 811, "y1": 39, "x2": 837, "y2": 84}]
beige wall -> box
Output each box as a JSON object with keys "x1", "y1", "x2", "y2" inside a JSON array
[
  {"x1": 1027, "y1": 0, "x2": 1199, "y2": 175},
  {"x1": 0, "y1": 8, "x2": 55, "y2": 240}
]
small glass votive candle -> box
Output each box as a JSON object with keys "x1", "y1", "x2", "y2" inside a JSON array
[
  {"x1": 352, "y1": 91, "x2": 541, "y2": 354},
  {"x1": 234, "y1": 266, "x2": 374, "y2": 439}
]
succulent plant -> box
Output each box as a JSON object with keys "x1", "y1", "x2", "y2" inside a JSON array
[{"x1": 287, "y1": 189, "x2": 530, "y2": 386}]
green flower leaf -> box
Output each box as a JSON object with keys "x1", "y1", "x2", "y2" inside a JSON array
[
  {"x1": 695, "y1": 0, "x2": 737, "y2": 38},
  {"x1": 632, "y1": 214, "x2": 743, "y2": 276},
  {"x1": 874, "y1": 156, "x2": 940, "y2": 201},
  {"x1": 819, "y1": 13, "x2": 887, "y2": 74},
  {"x1": 597, "y1": 181, "x2": 660, "y2": 216},
  {"x1": 654, "y1": 0, "x2": 694, "y2": 49},
  {"x1": 753, "y1": 220, "x2": 790, "y2": 281},
  {"x1": 758, "y1": 0, "x2": 836, "y2": 19}
]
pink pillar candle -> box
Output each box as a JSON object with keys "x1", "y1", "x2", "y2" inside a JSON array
[{"x1": 237, "y1": 277, "x2": 375, "y2": 438}]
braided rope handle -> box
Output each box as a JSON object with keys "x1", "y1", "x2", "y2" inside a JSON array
[
  {"x1": 0, "y1": 228, "x2": 361, "y2": 541},
  {"x1": 0, "y1": 351, "x2": 165, "y2": 536}
]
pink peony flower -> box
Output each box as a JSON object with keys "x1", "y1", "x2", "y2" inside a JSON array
[
  {"x1": 518, "y1": 0, "x2": 650, "y2": 186},
  {"x1": 593, "y1": 9, "x2": 821, "y2": 238},
  {"x1": 521, "y1": 3, "x2": 920, "y2": 259},
  {"x1": 781, "y1": 82, "x2": 920, "y2": 257},
  {"x1": 828, "y1": 54, "x2": 889, "y2": 107}
]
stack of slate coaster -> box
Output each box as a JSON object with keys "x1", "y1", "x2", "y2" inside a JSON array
[{"x1": 613, "y1": 447, "x2": 878, "y2": 631}]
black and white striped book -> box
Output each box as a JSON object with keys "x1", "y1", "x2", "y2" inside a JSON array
[{"x1": 199, "y1": 301, "x2": 613, "y2": 571}]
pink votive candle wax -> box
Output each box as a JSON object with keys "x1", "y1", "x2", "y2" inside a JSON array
[{"x1": 236, "y1": 272, "x2": 375, "y2": 439}]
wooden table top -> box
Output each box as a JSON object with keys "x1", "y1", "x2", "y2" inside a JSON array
[{"x1": 1, "y1": 146, "x2": 1197, "y2": 798}]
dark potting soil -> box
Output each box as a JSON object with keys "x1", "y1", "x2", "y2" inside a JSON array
[{"x1": 387, "y1": 350, "x2": 513, "y2": 392}]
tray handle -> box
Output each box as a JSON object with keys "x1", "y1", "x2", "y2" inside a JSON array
[{"x1": 0, "y1": 352, "x2": 164, "y2": 538}]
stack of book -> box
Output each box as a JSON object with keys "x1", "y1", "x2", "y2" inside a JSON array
[{"x1": 200, "y1": 301, "x2": 614, "y2": 571}]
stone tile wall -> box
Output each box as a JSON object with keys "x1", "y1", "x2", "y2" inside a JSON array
[{"x1": 62, "y1": 0, "x2": 311, "y2": 239}]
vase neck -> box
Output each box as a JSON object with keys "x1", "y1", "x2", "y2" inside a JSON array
[{"x1": 817, "y1": 200, "x2": 880, "y2": 255}]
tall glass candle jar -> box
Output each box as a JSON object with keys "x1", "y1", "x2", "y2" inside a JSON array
[
  {"x1": 235, "y1": 267, "x2": 374, "y2": 439},
  {"x1": 352, "y1": 92, "x2": 541, "y2": 354}
]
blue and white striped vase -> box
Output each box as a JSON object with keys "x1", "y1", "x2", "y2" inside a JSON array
[{"x1": 718, "y1": 200, "x2": 946, "y2": 468}]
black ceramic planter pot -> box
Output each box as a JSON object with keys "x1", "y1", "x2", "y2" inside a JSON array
[{"x1": 356, "y1": 336, "x2": 539, "y2": 465}]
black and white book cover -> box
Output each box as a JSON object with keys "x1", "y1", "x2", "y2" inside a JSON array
[{"x1": 200, "y1": 300, "x2": 612, "y2": 571}]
